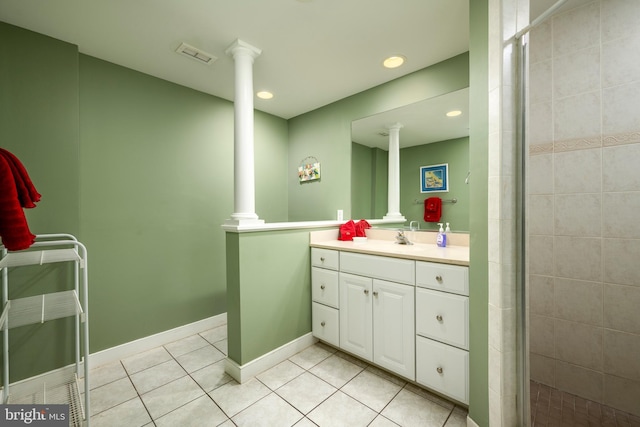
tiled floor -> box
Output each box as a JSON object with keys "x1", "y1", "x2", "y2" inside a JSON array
[
  {"x1": 87, "y1": 325, "x2": 467, "y2": 426},
  {"x1": 530, "y1": 381, "x2": 640, "y2": 427}
]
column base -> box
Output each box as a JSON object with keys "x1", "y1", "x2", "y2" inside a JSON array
[
  {"x1": 382, "y1": 213, "x2": 406, "y2": 222},
  {"x1": 224, "y1": 217, "x2": 265, "y2": 226}
]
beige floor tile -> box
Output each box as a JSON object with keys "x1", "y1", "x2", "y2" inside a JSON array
[
  {"x1": 121, "y1": 347, "x2": 172, "y2": 375},
  {"x1": 129, "y1": 359, "x2": 187, "y2": 394},
  {"x1": 90, "y1": 377, "x2": 138, "y2": 416},
  {"x1": 257, "y1": 360, "x2": 305, "y2": 390},
  {"x1": 309, "y1": 354, "x2": 364, "y2": 388},
  {"x1": 89, "y1": 397, "x2": 151, "y2": 427},
  {"x1": 88, "y1": 361, "x2": 128, "y2": 390},
  {"x1": 154, "y1": 395, "x2": 228, "y2": 427},
  {"x1": 209, "y1": 378, "x2": 271, "y2": 417},
  {"x1": 200, "y1": 325, "x2": 227, "y2": 344},
  {"x1": 369, "y1": 415, "x2": 401, "y2": 426},
  {"x1": 232, "y1": 393, "x2": 303, "y2": 427},
  {"x1": 164, "y1": 334, "x2": 210, "y2": 358},
  {"x1": 289, "y1": 343, "x2": 335, "y2": 370},
  {"x1": 307, "y1": 391, "x2": 377, "y2": 427},
  {"x1": 213, "y1": 339, "x2": 228, "y2": 355},
  {"x1": 190, "y1": 359, "x2": 233, "y2": 392},
  {"x1": 341, "y1": 370, "x2": 403, "y2": 412},
  {"x1": 294, "y1": 417, "x2": 319, "y2": 426},
  {"x1": 175, "y1": 345, "x2": 225, "y2": 373},
  {"x1": 381, "y1": 389, "x2": 452, "y2": 427},
  {"x1": 276, "y1": 372, "x2": 337, "y2": 414},
  {"x1": 140, "y1": 375, "x2": 205, "y2": 420}
]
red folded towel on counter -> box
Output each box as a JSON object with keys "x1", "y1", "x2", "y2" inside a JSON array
[
  {"x1": 338, "y1": 219, "x2": 371, "y2": 241},
  {"x1": 0, "y1": 148, "x2": 41, "y2": 251},
  {"x1": 355, "y1": 219, "x2": 370, "y2": 237},
  {"x1": 423, "y1": 197, "x2": 442, "y2": 222}
]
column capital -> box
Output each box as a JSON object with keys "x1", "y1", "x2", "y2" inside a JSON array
[
  {"x1": 387, "y1": 122, "x2": 404, "y2": 131},
  {"x1": 225, "y1": 39, "x2": 262, "y2": 60}
]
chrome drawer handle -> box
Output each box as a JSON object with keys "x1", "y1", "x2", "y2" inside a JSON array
[
  {"x1": 320, "y1": 284, "x2": 326, "y2": 290},
  {"x1": 373, "y1": 291, "x2": 378, "y2": 297},
  {"x1": 435, "y1": 275, "x2": 443, "y2": 283},
  {"x1": 436, "y1": 366, "x2": 443, "y2": 374},
  {"x1": 320, "y1": 257, "x2": 325, "y2": 262},
  {"x1": 364, "y1": 289, "x2": 369, "y2": 295},
  {"x1": 436, "y1": 315, "x2": 443, "y2": 322},
  {"x1": 321, "y1": 321, "x2": 326, "y2": 327}
]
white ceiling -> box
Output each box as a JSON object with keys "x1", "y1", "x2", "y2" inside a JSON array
[
  {"x1": 351, "y1": 88, "x2": 469, "y2": 149},
  {"x1": 0, "y1": 0, "x2": 469, "y2": 119}
]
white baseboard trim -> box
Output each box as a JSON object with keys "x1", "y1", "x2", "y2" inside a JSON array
[
  {"x1": 1, "y1": 314, "x2": 226, "y2": 401},
  {"x1": 74, "y1": 313, "x2": 226, "y2": 372},
  {"x1": 90, "y1": 313, "x2": 226, "y2": 369},
  {"x1": 225, "y1": 333, "x2": 317, "y2": 383},
  {"x1": 467, "y1": 415, "x2": 480, "y2": 427}
]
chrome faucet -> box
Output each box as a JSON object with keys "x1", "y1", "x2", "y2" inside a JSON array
[
  {"x1": 395, "y1": 230, "x2": 413, "y2": 245},
  {"x1": 409, "y1": 221, "x2": 420, "y2": 231}
]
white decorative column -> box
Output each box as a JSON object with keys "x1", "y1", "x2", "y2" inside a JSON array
[
  {"x1": 225, "y1": 39, "x2": 264, "y2": 226},
  {"x1": 383, "y1": 123, "x2": 406, "y2": 222}
]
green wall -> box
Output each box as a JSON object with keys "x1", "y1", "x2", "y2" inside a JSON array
[
  {"x1": 226, "y1": 230, "x2": 312, "y2": 365},
  {"x1": 288, "y1": 53, "x2": 470, "y2": 222},
  {"x1": 350, "y1": 143, "x2": 389, "y2": 220},
  {"x1": 400, "y1": 137, "x2": 470, "y2": 231},
  {"x1": 77, "y1": 55, "x2": 288, "y2": 352},
  {"x1": 351, "y1": 142, "x2": 374, "y2": 220},
  {"x1": 469, "y1": 0, "x2": 490, "y2": 425},
  {"x1": 0, "y1": 22, "x2": 80, "y2": 382},
  {"x1": 0, "y1": 22, "x2": 289, "y2": 382}
]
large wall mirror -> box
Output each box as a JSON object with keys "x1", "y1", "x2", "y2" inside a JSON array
[{"x1": 351, "y1": 87, "x2": 470, "y2": 231}]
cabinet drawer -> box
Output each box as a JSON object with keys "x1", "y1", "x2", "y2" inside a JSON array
[
  {"x1": 416, "y1": 288, "x2": 469, "y2": 350},
  {"x1": 311, "y1": 248, "x2": 339, "y2": 270},
  {"x1": 416, "y1": 261, "x2": 468, "y2": 296},
  {"x1": 312, "y1": 267, "x2": 339, "y2": 308},
  {"x1": 416, "y1": 336, "x2": 469, "y2": 404},
  {"x1": 340, "y1": 252, "x2": 415, "y2": 285},
  {"x1": 312, "y1": 302, "x2": 339, "y2": 347}
]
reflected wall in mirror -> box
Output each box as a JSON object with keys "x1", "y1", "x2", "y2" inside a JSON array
[{"x1": 351, "y1": 88, "x2": 469, "y2": 231}]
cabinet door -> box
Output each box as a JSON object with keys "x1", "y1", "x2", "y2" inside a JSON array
[
  {"x1": 372, "y1": 279, "x2": 415, "y2": 380},
  {"x1": 339, "y1": 273, "x2": 373, "y2": 361}
]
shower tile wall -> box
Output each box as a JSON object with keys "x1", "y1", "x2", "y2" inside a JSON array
[{"x1": 528, "y1": 0, "x2": 640, "y2": 417}]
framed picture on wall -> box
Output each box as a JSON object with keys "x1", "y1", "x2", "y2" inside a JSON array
[
  {"x1": 298, "y1": 157, "x2": 321, "y2": 183},
  {"x1": 420, "y1": 163, "x2": 449, "y2": 193}
]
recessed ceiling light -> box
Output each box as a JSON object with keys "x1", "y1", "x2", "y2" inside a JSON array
[
  {"x1": 446, "y1": 110, "x2": 462, "y2": 117},
  {"x1": 257, "y1": 91, "x2": 274, "y2": 100},
  {"x1": 383, "y1": 55, "x2": 406, "y2": 69}
]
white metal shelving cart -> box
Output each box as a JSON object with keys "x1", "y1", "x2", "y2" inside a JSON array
[{"x1": 0, "y1": 234, "x2": 90, "y2": 426}]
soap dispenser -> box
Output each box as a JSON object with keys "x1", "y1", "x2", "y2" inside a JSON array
[
  {"x1": 437, "y1": 223, "x2": 447, "y2": 248},
  {"x1": 445, "y1": 222, "x2": 451, "y2": 233}
]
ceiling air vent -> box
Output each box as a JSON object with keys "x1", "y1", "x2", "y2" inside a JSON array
[{"x1": 175, "y1": 42, "x2": 217, "y2": 65}]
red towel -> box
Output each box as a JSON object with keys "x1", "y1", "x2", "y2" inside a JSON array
[
  {"x1": 423, "y1": 197, "x2": 442, "y2": 222},
  {"x1": 338, "y1": 220, "x2": 356, "y2": 241},
  {"x1": 0, "y1": 149, "x2": 41, "y2": 250},
  {"x1": 355, "y1": 219, "x2": 370, "y2": 237}
]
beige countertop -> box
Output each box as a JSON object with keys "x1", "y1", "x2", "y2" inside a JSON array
[{"x1": 310, "y1": 229, "x2": 469, "y2": 266}]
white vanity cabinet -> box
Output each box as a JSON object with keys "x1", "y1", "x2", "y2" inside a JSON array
[
  {"x1": 338, "y1": 252, "x2": 415, "y2": 380},
  {"x1": 415, "y1": 260, "x2": 470, "y2": 404},
  {"x1": 339, "y1": 273, "x2": 415, "y2": 379},
  {"x1": 310, "y1": 243, "x2": 469, "y2": 406}
]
